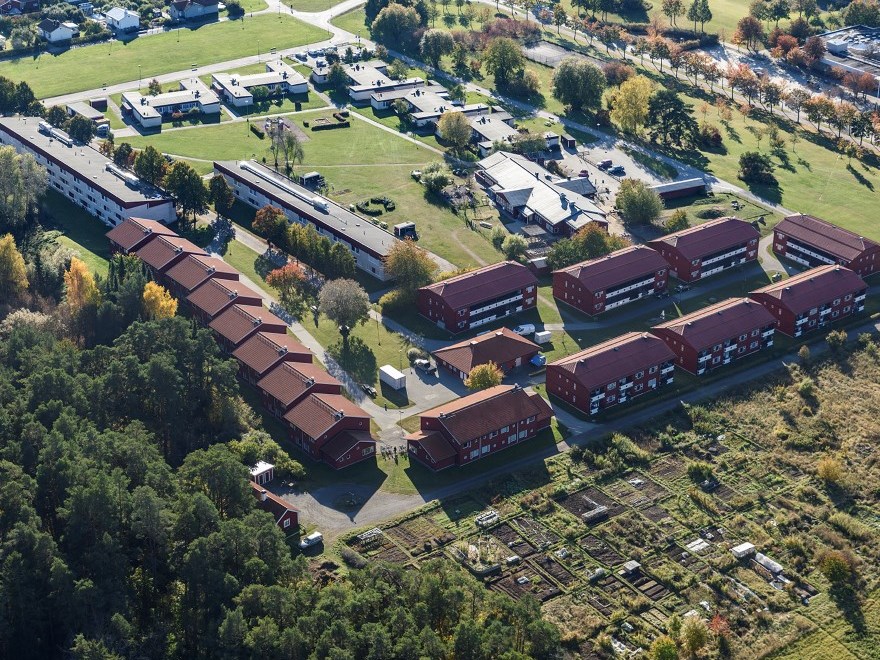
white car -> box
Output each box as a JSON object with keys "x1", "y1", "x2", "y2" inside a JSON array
[
  {"x1": 299, "y1": 531, "x2": 323, "y2": 549},
  {"x1": 513, "y1": 324, "x2": 536, "y2": 336}
]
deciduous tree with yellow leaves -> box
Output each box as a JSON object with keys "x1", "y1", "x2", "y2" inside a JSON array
[
  {"x1": 0, "y1": 233, "x2": 28, "y2": 303},
  {"x1": 63, "y1": 257, "x2": 101, "y2": 312},
  {"x1": 142, "y1": 281, "x2": 178, "y2": 319}
]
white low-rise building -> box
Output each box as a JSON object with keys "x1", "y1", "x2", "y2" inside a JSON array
[
  {"x1": 37, "y1": 18, "x2": 76, "y2": 42},
  {"x1": 0, "y1": 116, "x2": 176, "y2": 226},
  {"x1": 312, "y1": 60, "x2": 425, "y2": 103},
  {"x1": 214, "y1": 159, "x2": 398, "y2": 280},
  {"x1": 104, "y1": 7, "x2": 139, "y2": 32},
  {"x1": 121, "y1": 78, "x2": 220, "y2": 128},
  {"x1": 212, "y1": 60, "x2": 308, "y2": 108}
]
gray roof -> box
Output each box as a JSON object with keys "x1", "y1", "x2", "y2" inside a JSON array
[
  {"x1": 215, "y1": 160, "x2": 398, "y2": 258},
  {"x1": 0, "y1": 116, "x2": 170, "y2": 207},
  {"x1": 469, "y1": 114, "x2": 518, "y2": 143}
]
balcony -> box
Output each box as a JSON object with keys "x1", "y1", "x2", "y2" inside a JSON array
[
  {"x1": 762, "y1": 330, "x2": 774, "y2": 338},
  {"x1": 619, "y1": 381, "x2": 633, "y2": 391},
  {"x1": 702, "y1": 246, "x2": 746, "y2": 267},
  {"x1": 661, "y1": 365, "x2": 674, "y2": 375},
  {"x1": 855, "y1": 294, "x2": 866, "y2": 303},
  {"x1": 795, "y1": 317, "x2": 809, "y2": 326},
  {"x1": 786, "y1": 241, "x2": 836, "y2": 266},
  {"x1": 591, "y1": 393, "x2": 605, "y2": 403},
  {"x1": 698, "y1": 354, "x2": 711, "y2": 363},
  {"x1": 470, "y1": 293, "x2": 524, "y2": 316}
]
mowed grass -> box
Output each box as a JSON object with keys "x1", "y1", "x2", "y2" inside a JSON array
[
  {"x1": 329, "y1": 7, "x2": 368, "y2": 35},
  {"x1": 41, "y1": 190, "x2": 111, "y2": 277},
  {"x1": 284, "y1": 0, "x2": 346, "y2": 12},
  {"x1": 0, "y1": 15, "x2": 329, "y2": 99},
  {"x1": 126, "y1": 110, "x2": 501, "y2": 266}
]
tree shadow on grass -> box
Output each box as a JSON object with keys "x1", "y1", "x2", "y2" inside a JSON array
[
  {"x1": 327, "y1": 336, "x2": 377, "y2": 385},
  {"x1": 828, "y1": 584, "x2": 866, "y2": 635},
  {"x1": 846, "y1": 163, "x2": 874, "y2": 191},
  {"x1": 774, "y1": 148, "x2": 796, "y2": 173},
  {"x1": 741, "y1": 179, "x2": 783, "y2": 205},
  {"x1": 254, "y1": 248, "x2": 287, "y2": 278}
]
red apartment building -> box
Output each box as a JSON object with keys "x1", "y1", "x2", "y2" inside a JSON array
[
  {"x1": 432, "y1": 327, "x2": 540, "y2": 379},
  {"x1": 186, "y1": 278, "x2": 263, "y2": 323},
  {"x1": 417, "y1": 261, "x2": 539, "y2": 333},
  {"x1": 552, "y1": 245, "x2": 669, "y2": 316},
  {"x1": 283, "y1": 393, "x2": 375, "y2": 469},
  {"x1": 647, "y1": 217, "x2": 759, "y2": 282},
  {"x1": 163, "y1": 254, "x2": 239, "y2": 299},
  {"x1": 257, "y1": 361, "x2": 342, "y2": 417},
  {"x1": 406, "y1": 385, "x2": 553, "y2": 471},
  {"x1": 546, "y1": 332, "x2": 676, "y2": 416},
  {"x1": 750, "y1": 265, "x2": 867, "y2": 337},
  {"x1": 773, "y1": 214, "x2": 880, "y2": 277},
  {"x1": 232, "y1": 332, "x2": 313, "y2": 385},
  {"x1": 208, "y1": 303, "x2": 288, "y2": 352},
  {"x1": 250, "y1": 482, "x2": 298, "y2": 533},
  {"x1": 106, "y1": 217, "x2": 177, "y2": 254},
  {"x1": 134, "y1": 235, "x2": 206, "y2": 278},
  {"x1": 651, "y1": 298, "x2": 777, "y2": 375}
]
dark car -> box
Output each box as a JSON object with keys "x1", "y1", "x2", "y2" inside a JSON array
[
  {"x1": 360, "y1": 383, "x2": 377, "y2": 397},
  {"x1": 597, "y1": 159, "x2": 612, "y2": 170},
  {"x1": 608, "y1": 165, "x2": 626, "y2": 176}
]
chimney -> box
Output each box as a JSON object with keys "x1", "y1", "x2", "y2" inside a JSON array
[{"x1": 259, "y1": 488, "x2": 268, "y2": 502}]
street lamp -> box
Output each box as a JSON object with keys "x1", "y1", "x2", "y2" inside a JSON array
[
  {"x1": 376, "y1": 316, "x2": 381, "y2": 345},
  {"x1": 138, "y1": 65, "x2": 142, "y2": 90}
]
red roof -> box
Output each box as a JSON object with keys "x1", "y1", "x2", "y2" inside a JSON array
[
  {"x1": 421, "y1": 385, "x2": 553, "y2": 445},
  {"x1": 750, "y1": 265, "x2": 867, "y2": 315},
  {"x1": 105, "y1": 217, "x2": 176, "y2": 252},
  {"x1": 420, "y1": 261, "x2": 538, "y2": 310},
  {"x1": 249, "y1": 482, "x2": 297, "y2": 523},
  {"x1": 554, "y1": 245, "x2": 667, "y2": 291},
  {"x1": 775, "y1": 214, "x2": 880, "y2": 262},
  {"x1": 648, "y1": 217, "x2": 759, "y2": 261},
  {"x1": 164, "y1": 254, "x2": 238, "y2": 293},
  {"x1": 283, "y1": 393, "x2": 370, "y2": 439},
  {"x1": 187, "y1": 278, "x2": 263, "y2": 318},
  {"x1": 549, "y1": 332, "x2": 676, "y2": 391},
  {"x1": 406, "y1": 430, "x2": 457, "y2": 461},
  {"x1": 321, "y1": 430, "x2": 375, "y2": 462},
  {"x1": 135, "y1": 235, "x2": 206, "y2": 272},
  {"x1": 232, "y1": 332, "x2": 312, "y2": 376},
  {"x1": 208, "y1": 304, "x2": 287, "y2": 346},
  {"x1": 652, "y1": 298, "x2": 776, "y2": 348},
  {"x1": 257, "y1": 361, "x2": 341, "y2": 408},
  {"x1": 432, "y1": 327, "x2": 539, "y2": 374}
]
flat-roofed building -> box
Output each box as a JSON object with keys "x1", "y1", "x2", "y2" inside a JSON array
[
  {"x1": 552, "y1": 245, "x2": 669, "y2": 316},
  {"x1": 121, "y1": 78, "x2": 220, "y2": 129},
  {"x1": 750, "y1": 265, "x2": 867, "y2": 337},
  {"x1": 647, "y1": 217, "x2": 759, "y2": 282},
  {"x1": 212, "y1": 60, "x2": 308, "y2": 108},
  {"x1": 773, "y1": 214, "x2": 880, "y2": 277},
  {"x1": 311, "y1": 60, "x2": 425, "y2": 102},
  {"x1": 0, "y1": 116, "x2": 175, "y2": 226},
  {"x1": 214, "y1": 160, "x2": 398, "y2": 280},
  {"x1": 546, "y1": 332, "x2": 676, "y2": 415},
  {"x1": 650, "y1": 298, "x2": 777, "y2": 375}
]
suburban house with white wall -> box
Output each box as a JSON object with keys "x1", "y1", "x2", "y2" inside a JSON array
[
  {"x1": 121, "y1": 78, "x2": 220, "y2": 128},
  {"x1": 104, "y1": 7, "x2": 139, "y2": 32},
  {"x1": 212, "y1": 60, "x2": 308, "y2": 108}
]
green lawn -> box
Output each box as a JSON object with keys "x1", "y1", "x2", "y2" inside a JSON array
[
  {"x1": 283, "y1": 0, "x2": 346, "y2": 11},
  {"x1": 329, "y1": 7, "x2": 368, "y2": 35},
  {"x1": 40, "y1": 190, "x2": 111, "y2": 277},
  {"x1": 0, "y1": 15, "x2": 328, "y2": 99},
  {"x1": 661, "y1": 191, "x2": 784, "y2": 236},
  {"x1": 219, "y1": 239, "x2": 281, "y2": 298},
  {"x1": 228, "y1": 0, "x2": 267, "y2": 13},
  {"x1": 126, "y1": 110, "x2": 501, "y2": 266}
]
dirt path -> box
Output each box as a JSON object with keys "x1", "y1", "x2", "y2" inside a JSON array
[{"x1": 451, "y1": 227, "x2": 488, "y2": 266}]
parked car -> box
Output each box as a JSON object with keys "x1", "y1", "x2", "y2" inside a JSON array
[
  {"x1": 413, "y1": 359, "x2": 436, "y2": 375},
  {"x1": 299, "y1": 531, "x2": 323, "y2": 549},
  {"x1": 513, "y1": 324, "x2": 536, "y2": 336},
  {"x1": 578, "y1": 169, "x2": 590, "y2": 177},
  {"x1": 360, "y1": 382, "x2": 377, "y2": 397},
  {"x1": 597, "y1": 159, "x2": 612, "y2": 170},
  {"x1": 294, "y1": 52, "x2": 307, "y2": 61},
  {"x1": 608, "y1": 165, "x2": 626, "y2": 176},
  {"x1": 307, "y1": 48, "x2": 322, "y2": 57},
  {"x1": 530, "y1": 354, "x2": 547, "y2": 367}
]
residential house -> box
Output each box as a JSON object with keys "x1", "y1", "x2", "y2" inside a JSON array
[
  {"x1": 417, "y1": 261, "x2": 539, "y2": 333},
  {"x1": 121, "y1": 78, "x2": 220, "y2": 129},
  {"x1": 186, "y1": 277, "x2": 263, "y2": 323},
  {"x1": 134, "y1": 234, "x2": 206, "y2": 278},
  {"x1": 106, "y1": 216, "x2": 177, "y2": 254},
  {"x1": 163, "y1": 253, "x2": 239, "y2": 298},
  {"x1": 406, "y1": 384, "x2": 553, "y2": 471},
  {"x1": 650, "y1": 298, "x2": 777, "y2": 375},
  {"x1": 647, "y1": 217, "x2": 760, "y2": 282},
  {"x1": 432, "y1": 327, "x2": 540, "y2": 380},
  {"x1": 169, "y1": 0, "x2": 218, "y2": 21},
  {"x1": 232, "y1": 331, "x2": 313, "y2": 385},
  {"x1": 546, "y1": 332, "x2": 676, "y2": 415},
  {"x1": 208, "y1": 303, "x2": 287, "y2": 352},
  {"x1": 212, "y1": 60, "x2": 308, "y2": 108},
  {"x1": 104, "y1": 6, "x2": 139, "y2": 32},
  {"x1": 749, "y1": 265, "x2": 867, "y2": 337},
  {"x1": 0, "y1": 117, "x2": 175, "y2": 226},
  {"x1": 773, "y1": 213, "x2": 880, "y2": 277},
  {"x1": 257, "y1": 361, "x2": 342, "y2": 417},
  {"x1": 552, "y1": 245, "x2": 669, "y2": 316},
  {"x1": 0, "y1": 0, "x2": 40, "y2": 15},
  {"x1": 214, "y1": 160, "x2": 397, "y2": 280},
  {"x1": 283, "y1": 393, "x2": 375, "y2": 469},
  {"x1": 250, "y1": 482, "x2": 298, "y2": 532},
  {"x1": 476, "y1": 151, "x2": 607, "y2": 236},
  {"x1": 468, "y1": 113, "x2": 519, "y2": 156},
  {"x1": 37, "y1": 19, "x2": 76, "y2": 42}
]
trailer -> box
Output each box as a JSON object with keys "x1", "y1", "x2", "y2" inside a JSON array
[
  {"x1": 534, "y1": 330, "x2": 552, "y2": 344},
  {"x1": 379, "y1": 365, "x2": 406, "y2": 390}
]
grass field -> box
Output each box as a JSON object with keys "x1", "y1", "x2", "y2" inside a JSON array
[
  {"x1": 0, "y1": 15, "x2": 329, "y2": 99},
  {"x1": 329, "y1": 7, "x2": 368, "y2": 35},
  {"x1": 125, "y1": 110, "x2": 502, "y2": 266},
  {"x1": 41, "y1": 190, "x2": 111, "y2": 277},
  {"x1": 284, "y1": 0, "x2": 347, "y2": 12}
]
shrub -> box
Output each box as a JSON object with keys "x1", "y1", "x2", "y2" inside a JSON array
[
  {"x1": 817, "y1": 456, "x2": 843, "y2": 485},
  {"x1": 377, "y1": 288, "x2": 414, "y2": 314},
  {"x1": 687, "y1": 461, "x2": 714, "y2": 483},
  {"x1": 698, "y1": 122, "x2": 723, "y2": 148},
  {"x1": 250, "y1": 123, "x2": 265, "y2": 139},
  {"x1": 340, "y1": 547, "x2": 367, "y2": 569},
  {"x1": 695, "y1": 207, "x2": 725, "y2": 219},
  {"x1": 407, "y1": 346, "x2": 427, "y2": 362}
]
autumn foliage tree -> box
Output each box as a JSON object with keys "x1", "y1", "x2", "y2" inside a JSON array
[
  {"x1": 266, "y1": 262, "x2": 308, "y2": 311},
  {"x1": 64, "y1": 257, "x2": 101, "y2": 313},
  {"x1": 0, "y1": 233, "x2": 28, "y2": 303},
  {"x1": 385, "y1": 239, "x2": 436, "y2": 291},
  {"x1": 465, "y1": 361, "x2": 504, "y2": 390},
  {"x1": 142, "y1": 281, "x2": 178, "y2": 319}
]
